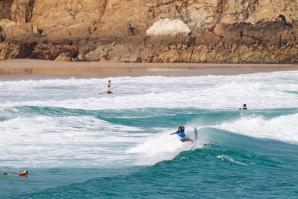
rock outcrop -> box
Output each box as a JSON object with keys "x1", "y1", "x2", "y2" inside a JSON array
[{"x1": 0, "y1": 0, "x2": 298, "y2": 63}]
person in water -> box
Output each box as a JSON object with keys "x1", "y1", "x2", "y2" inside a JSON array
[
  {"x1": 239, "y1": 104, "x2": 247, "y2": 110},
  {"x1": 107, "y1": 80, "x2": 112, "y2": 94},
  {"x1": 170, "y1": 124, "x2": 193, "y2": 142},
  {"x1": 0, "y1": 170, "x2": 28, "y2": 177}
]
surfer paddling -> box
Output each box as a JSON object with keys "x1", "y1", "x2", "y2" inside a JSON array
[
  {"x1": 170, "y1": 124, "x2": 193, "y2": 142},
  {"x1": 0, "y1": 170, "x2": 28, "y2": 177}
]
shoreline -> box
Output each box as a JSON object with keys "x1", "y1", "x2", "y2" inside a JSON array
[{"x1": 0, "y1": 59, "x2": 298, "y2": 78}]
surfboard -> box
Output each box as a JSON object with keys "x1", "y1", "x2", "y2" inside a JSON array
[
  {"x1": 98, "y1": 84, "x2": 119, "y2": 94},
  {"x1": 1, "y1": 172, "x2": 20, "y2": 176},
  {"x1": 179, "y1": 128, "x2": 198, "y2": 142},
  {"x1": 194, "y1": 127, "x2": 199, "y2": 141}
]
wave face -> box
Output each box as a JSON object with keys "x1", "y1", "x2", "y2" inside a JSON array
[{"x1": 1, "y1": 71, "x2": 298, "y2": 198}]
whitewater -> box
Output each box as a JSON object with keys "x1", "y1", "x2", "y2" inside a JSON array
[{"x1": 1, "y1": 70, "x2": 298, "y2": 198}]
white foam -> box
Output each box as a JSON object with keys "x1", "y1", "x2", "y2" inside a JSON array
[
  {"x1": 146, "y1": 18, "x2": 191, "y2": 36},
  {"x1": 215, "y1": 113, "x2": 298, "y2": 144},
  {"x1": 1, "y1": 71, "x2": 298, "y2": 168},
  {"x1": 126, "y1": 129, "x2": 203, "y2": 165},
  {"x1": 217, "y1": 155, "x2": 246, "y2": 165},
  {"x1": 0, "y1": 116, "x2": 144, "y2": 168},
  {"x1": 1, "y1": 71, "x2": 298, "y2": 110}
]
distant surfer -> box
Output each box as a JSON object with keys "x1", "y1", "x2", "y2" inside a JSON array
[
  {"x1": 98, "y1": 80, "x2": 118, "y2": 94},
  {"x1": 239, "y1": 104, "x2": 247, "y2": 110},
  {"x1": 170, "y1": 124, "x2": 193, "y2": 142},
  {"x1": 0, "y1": 170, "x2": 28, "y2": 177},
  {"x1": 107, "y1": 80, "x2": 112, "y2": 94}
]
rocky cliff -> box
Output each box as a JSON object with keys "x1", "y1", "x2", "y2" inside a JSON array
[{"x1": 0, "y1": 0, "x2": 298, "y2": 63}]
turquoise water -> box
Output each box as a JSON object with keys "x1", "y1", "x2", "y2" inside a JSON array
[{"x1": 1, "y1": 71, "x2": 298, "y2": 198}]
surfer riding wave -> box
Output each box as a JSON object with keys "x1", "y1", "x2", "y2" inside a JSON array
[{"x1": 170, "y1": 124, "x2": 194, "y2": 142}]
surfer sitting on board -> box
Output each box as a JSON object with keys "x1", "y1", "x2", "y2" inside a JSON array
[
  {"x1": 107, "y1": 80, "x2": 112, "y2": 94},
  {"x1": 170, "y1": 124, "x2": 193, "y2": 142},
  {"x1": 0, "y1": 170, "x2": 28, "y2": 177},
  {"x1": 239, "y1": 104, "x2": 247, "y2": 110}
]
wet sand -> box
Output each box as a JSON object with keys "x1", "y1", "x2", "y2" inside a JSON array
[{"x1": 0, "y1": 59, "x2": 298, "y2": 78}]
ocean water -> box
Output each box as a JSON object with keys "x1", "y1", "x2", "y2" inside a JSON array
[{"x1": 1, "y1": 71, "x2": 298, "y2": 198}]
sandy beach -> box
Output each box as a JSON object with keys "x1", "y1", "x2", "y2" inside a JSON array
[{"x1": 1, "y1": 59, "x2": 298, "y2": 77}]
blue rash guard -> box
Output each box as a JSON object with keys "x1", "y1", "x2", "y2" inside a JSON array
[
  {"x1": 173, "y1": 126, "x2": 186, "y2": 139},
  {"x1": 174, "y1": 131, "x2": 186, "y2": 139}
]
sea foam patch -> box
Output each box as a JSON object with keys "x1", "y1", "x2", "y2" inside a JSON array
[
  {"x1": 146, "y1": 18, "x2": 191, "y2": 36},
  {"x1": 216, "y1": 113, "x2": 298, "y2": 144},
  {"x1": 126, "y1": 129, "x2": 203, "y2": 165}
]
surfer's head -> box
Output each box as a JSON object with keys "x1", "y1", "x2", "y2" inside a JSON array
[{"x1": 178, "y1": 127, "x2": 182, "y2": 131}]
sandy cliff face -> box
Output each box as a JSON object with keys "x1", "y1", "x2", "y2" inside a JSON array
[{"x1": 0, "y1": 0, "x2": 298, "y2": 63}]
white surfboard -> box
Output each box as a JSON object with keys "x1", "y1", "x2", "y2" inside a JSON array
[
  {"x1": 98, "y1": 84, "x2": 119, "y2": 94},
  {"x1": 194, "y1": 127, "x2": 199, "y2": 141}
]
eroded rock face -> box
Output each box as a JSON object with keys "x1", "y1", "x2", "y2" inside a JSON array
[
  {"x1": 30, "y1": 43, "x2": 78, "y2": 60},
  {"x1": 0, "y1": 0, "x2": 298, "y2": 63},
  {"x1": 11, "y1": 0, "x2": 34, "y2": 23}
]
